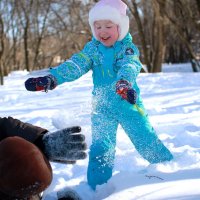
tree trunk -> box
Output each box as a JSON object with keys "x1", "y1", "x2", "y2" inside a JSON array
[
  {"x1": 125, "y1": 0, "x2": 152, "y2": 72},
  {"x1": 33, "y1": 1, "x2": 51, "y2": 70},
  {"x1": 196, "y1": 0, "x2": 200, "y2": 16},
  {"x1": 0, "y1": 61, "x2": 3, "y2": 85},
  {"x1": 24, "y1": 21, "x2": 30, "y2": 71},
  {"x1": 20, "y1": 0, "x2": 33, "y2": 72},
  {"x1": 0, "y1": 14, "x2": 4, "y2": 85},
  {"x1": 151, "y1": 0, "x2": 165, "y2": 72}
]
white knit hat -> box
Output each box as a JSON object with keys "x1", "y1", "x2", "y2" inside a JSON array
[{"x1": 89, "y1": 0, "x2": 129, "y2": 41}]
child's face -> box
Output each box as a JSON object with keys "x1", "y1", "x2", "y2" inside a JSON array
[{"x1": 94, "y1": 20, "x2": 119, "y2": 47}]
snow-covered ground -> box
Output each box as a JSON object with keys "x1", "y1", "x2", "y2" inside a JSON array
[{"x1": 0, "y1": 63, "x2": 200, "y2": 200}]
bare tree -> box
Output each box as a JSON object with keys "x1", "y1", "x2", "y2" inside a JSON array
[
  {"x1": 125, "y1": 0, "x2": 166, "y2": 72},
  {"x1": 151, "y1": 0, "x2": 166, "y2": 72},
  {"x1": 124, "y1": 0, "x2": 152, "y2": 72},
  {"x1": 197, "y1": 0, "x2": 200, "y2": 15},
  {"x1": 0, "y1": 0, "x2": 199, "y2": 78},
  {"x1": 157, "y1": 0, "x2": 200, "y2": 71},
  {"x1": 15, "y1": 0, "x2": 34, "y2": 72},
  {"x1": 32, "y1": 0, "x2": 51, "y2": 70},
  {"x1": 0, "y1": 13, "x2": 4, "y2": 85}
]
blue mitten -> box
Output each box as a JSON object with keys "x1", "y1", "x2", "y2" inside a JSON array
[
  {"x1": 116, "y1": 80, "x2": 137, "y2": 104},
  {"x1": 25, "y1": 75, "x2": 57, "y2": 92}
]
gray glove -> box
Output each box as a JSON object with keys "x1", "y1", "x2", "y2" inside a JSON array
[
  {"x1": 57, "y1": 187, "x2": 81, "y2": 200},
  {"x1": 41, "y1": 126, "x2": 87, "y2": 164}
]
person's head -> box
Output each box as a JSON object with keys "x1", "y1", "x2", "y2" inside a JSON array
[
  {"x1": 93, "y1": 20, "x2": 119, "y2": 47},
  {"x1": 89, "y1": 0, "x2": 129, "y2": 46},
  {"x1": 0, "y1": 137, "x2": 52, "y2": 198}
]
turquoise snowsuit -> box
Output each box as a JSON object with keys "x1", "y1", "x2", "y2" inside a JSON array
[{"x1": 49, "y1": 33, "x2": 173, "y2": 190}]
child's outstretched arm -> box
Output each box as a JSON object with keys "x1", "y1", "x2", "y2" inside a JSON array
[
  {"x1": 25, "y1": 42, "x2": 93, "y2": 91},
  {"x1": 49, "y1": 49, "x2": 92, "y2": 85}
]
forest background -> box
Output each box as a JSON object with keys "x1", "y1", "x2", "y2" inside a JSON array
[{"x1": 0, "y1": 0, "x2": 200, "y2": 85}]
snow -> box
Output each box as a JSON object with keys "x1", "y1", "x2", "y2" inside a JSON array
[{"x1": 1, "y1": 63, "x2": 200, "y2": 200}]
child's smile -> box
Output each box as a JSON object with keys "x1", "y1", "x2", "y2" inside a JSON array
[{"x1": 100, "y1": 36, "x2": 111, "y2": 43}]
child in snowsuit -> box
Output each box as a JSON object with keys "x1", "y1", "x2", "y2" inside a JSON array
[
  {"x1": 25, "y1": 0, "x2": 173, "y2": 190},
  {"x1": 0, "y1": 116, "x2": 86, "y2": 199}
]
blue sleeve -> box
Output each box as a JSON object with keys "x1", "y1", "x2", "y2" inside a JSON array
[
  {"x1": 49, "y1": 42, "x2": 93, "y2": 84},
  {"x1": 116, "y1": 43, "x2": 142, "y2": 85}
]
